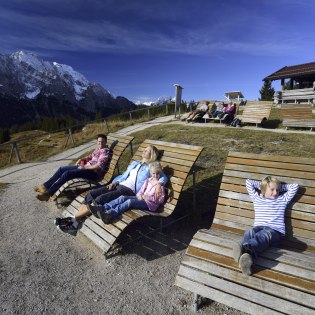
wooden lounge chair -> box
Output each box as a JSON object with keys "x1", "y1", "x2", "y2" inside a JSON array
[
  {"x1": 175, "y1": 151, "x2": 315, "y2": 314},
  {"x1": 281, "y1": 103, "x2": 315, "y2": 131},
  {"x1": 236, "y1": 101, "x2": 273, "y2": 127},
  {"x1": 54, "y1": 133, "x2": 134, "y2": 207},
  {"x1": 62, "y1": 139, "x2": 203, "y2": 257}
]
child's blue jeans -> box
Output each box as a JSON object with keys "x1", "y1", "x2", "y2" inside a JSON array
[
  {"x1": 241, "y1": 226, "x2": 282, "y2": 259},
  {"x1": 104, "y1": 195, "x2": 148, "y2": 218}
]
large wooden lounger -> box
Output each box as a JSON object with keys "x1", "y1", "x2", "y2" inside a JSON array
[
  {"x1": 175, "y1": 151, "x2": 315, "y2": 314},
  {"x1": 281, "y1": 103, "x2": 315, "y2": 131},
  {"x1": 54, "y1": 133, "x2": 134, "y2": 206},
  {"x1": 63, "y1": 139, "x2": 203, "y2": 257},
  {"x1": 236, "y1": 101, "x2": 273, "y2": 127}
]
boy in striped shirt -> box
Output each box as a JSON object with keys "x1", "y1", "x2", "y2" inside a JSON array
[{"x1": 233, "y1": 176, "x2": 299, "y2": 275}]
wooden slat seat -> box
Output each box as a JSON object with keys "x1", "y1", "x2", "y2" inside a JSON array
[
  {"x1": 236, "y1": 101, "x2": 273, "y2": 127},
  {"x1": 175, "y1": 151, "x2": 315, "y2": 314},
  {"x1": 54, "y1": 133, "x2": 134, "y2": 205},
  {"x1": 62, "y1": 139, "x2": 203, "y2": 256},
  {"x1": 281, "y1": 104, "x2": 315, "y2": 131},
  {"x1": 281, "y1": 88, "x2": 314, "y2": 104}
]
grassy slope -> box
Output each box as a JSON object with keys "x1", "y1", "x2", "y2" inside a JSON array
[{"x1": 121, "y1": 124, "x2": 314, "y2": 227}]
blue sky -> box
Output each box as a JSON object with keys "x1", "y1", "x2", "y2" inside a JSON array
[{"x1": 1, "y1": 0, "x2": 315, "y2": 104}]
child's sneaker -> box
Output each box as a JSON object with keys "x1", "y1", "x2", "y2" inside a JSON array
[
  {"x1": 239, "y1": 253, "x2": 253, "y2": 275},
  {"x1": 87, "y1": 203, "x2": 103, "y2": 218},
  {"x1": 233, "y1": 241, "x2": 243, "y2": 263}
]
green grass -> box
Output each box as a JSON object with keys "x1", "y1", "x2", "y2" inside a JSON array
[{"x1": 115, "y1": 124, "x2": 315, "y2": 226}]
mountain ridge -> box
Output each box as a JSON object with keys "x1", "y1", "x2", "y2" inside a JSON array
[{"x1": 0, "y1": 51, "x2": 136, "y2": 128}]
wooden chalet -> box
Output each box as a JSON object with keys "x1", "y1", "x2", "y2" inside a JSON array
[{"x1": 264, "y1": 62, "x2": 315, "y2": 104}]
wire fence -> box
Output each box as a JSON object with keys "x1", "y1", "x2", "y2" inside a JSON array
[{"x1": 0, "y1": 103, "x2": 182, "y2": 166}]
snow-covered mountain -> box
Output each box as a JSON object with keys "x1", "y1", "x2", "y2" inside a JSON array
[{"x1": 0, "y1": 51, "x2": 136, "y2": 128}]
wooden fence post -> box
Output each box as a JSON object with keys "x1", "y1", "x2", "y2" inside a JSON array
[
  {"x1": 64, "y1": 128, "x2": 75, "y2": 148},
  {"x1": 104, "y1": 119, "x2": 110, "y2": 133},
  {"x1": 9, "y1": 142, "x2": 22, "y2": 163}
]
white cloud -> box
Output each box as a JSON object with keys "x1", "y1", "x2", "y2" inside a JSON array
[{"x1": 0, "y1": 2, "x2": 313, "y2": 57}]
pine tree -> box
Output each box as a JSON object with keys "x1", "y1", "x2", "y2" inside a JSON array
[{"x1": 259, "y1": 80, "x2": 275, "y2": 101}]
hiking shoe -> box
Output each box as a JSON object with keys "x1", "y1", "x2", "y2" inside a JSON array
[
  {"x1": 49, "y1": 194, "x2": 57, "y2": 202},
  {"x1": 57, "y1": 221, "x2": 82, "y2": 236},
  {"x1": 99, "y1": 210, "x2": 113, "y2": 225},
  {"x1": 54, "y1": 217, "x2": 73, "y2": 227},
  {"x1": 36, "y1": 192, "x2": 51, "y2": 201},
  {"x1": 233, "y1": 241, "x2": 243, "y2": 263},
  {"x1": 243, "y1": 243, "x2": 254, "y2": 256},
  {"x1": 33, "y1": 184, "x2": 47, "y2": 193},
  {"x1": 239, "y1": 253, "x2": 253, "y2": 276}
]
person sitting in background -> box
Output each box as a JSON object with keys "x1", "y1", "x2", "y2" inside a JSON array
[
  {"x1": 34, "y1": 134, "x2": 111, "y2": 202},
  {"x1": 181, "y1": 102, "x2": 209, "y2": 122},
  {"x1": 210, "y1": 102, "x2": 224, "y2": 118},
  {"x1": 221, "y1": 101, "x2": 236, "y2": 123}
]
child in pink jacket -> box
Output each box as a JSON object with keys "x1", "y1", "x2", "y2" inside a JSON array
[{"x1": 87, "y1": 161, "x2": 166, "y2": 224}]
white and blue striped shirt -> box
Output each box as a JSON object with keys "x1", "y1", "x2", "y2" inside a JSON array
[{"x1": 246, "y1": 179, "x2": 299, "y2": 235}]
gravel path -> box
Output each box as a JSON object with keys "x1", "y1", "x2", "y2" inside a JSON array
[{"x1": 0, "y1": 116, "x2": 254, "y2": 315}]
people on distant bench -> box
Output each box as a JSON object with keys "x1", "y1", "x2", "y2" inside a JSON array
[
  {"x1": 54, "y1": 145, "x2": 168, "y2": 236},
  {"x1": 221, "y1": 101, "x2": 236, "y2": 123},
  {"x1": 182, "y1": 101, "x2": 209, "y2": 122},
  {"x1": 233, "y1": 176, "x2": 299, "y2": 276},
  {"x1": 210, "y1": 102, "x2": 225, "y2": 118},
  {"x1": 34, "y1": 134, "x2": 112, "y2": 202}
]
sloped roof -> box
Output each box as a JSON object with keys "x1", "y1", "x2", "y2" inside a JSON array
[{"x1": 263, "y1": 62, "x2": 315, "y2": 81}]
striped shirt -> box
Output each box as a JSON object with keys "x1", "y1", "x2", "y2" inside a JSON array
[{"x1": 246, "y1": 179, "x2": 299, "y2": 235}]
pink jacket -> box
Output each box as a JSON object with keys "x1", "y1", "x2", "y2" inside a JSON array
[{"x1": 136, "y1": 178, "x2": 166, "y2": 212}]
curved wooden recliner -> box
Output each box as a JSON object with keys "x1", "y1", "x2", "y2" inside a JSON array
[
  {"x1": 62, "y1": 139, "x2": 203, "y2": 256},
  {"x1": 54, "y1": 133, "x2": 134, "y2": 207},
  {"x1": 175, "y1": 151, "x2": 315, "y2": 314}
]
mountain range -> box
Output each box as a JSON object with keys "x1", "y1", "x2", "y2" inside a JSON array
[{"x1": 0, "y1": 51, "x2": 136, "y2": 128}]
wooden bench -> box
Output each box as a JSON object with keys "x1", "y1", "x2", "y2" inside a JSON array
[
  {"x1": 281, "y1": 104, "x2": 315, "y2": 131},
  {"x1": 236, "y1": 101, "x2": 273, "y2": 127},
  {"x1": 54, "y1": 133, "x2": 134, "y2": 207},
  {"x1": 175, "y1": 151, "x2": 315, "y2": 314},
  {"x1": 202, "y1": 102, "x2": 240, "y2": 124},
  {"x1": 281, "y1": 88, "x2": 314, "y2": 104},
  {"x1": 62, "y1": 139, "x2": 203, "y2": 257}
]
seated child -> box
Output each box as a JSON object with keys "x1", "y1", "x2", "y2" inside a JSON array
[
  {"x1": 86, "y1": 161, "x2": 166, "y2": 224},
  {"x1": 233, "y1": 176, "x2": 299, "y2": 276}
]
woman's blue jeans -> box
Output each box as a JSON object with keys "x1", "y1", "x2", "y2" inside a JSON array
[
  {"x1": 104, "y1": 196, "x2": 148, "y2": 218},
  {"x1": 241, "y1": 226, "x2": 282, "y2": 259},
  {"x1": 44, "y1": 165, "x2": 99, "y2": 195}
]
